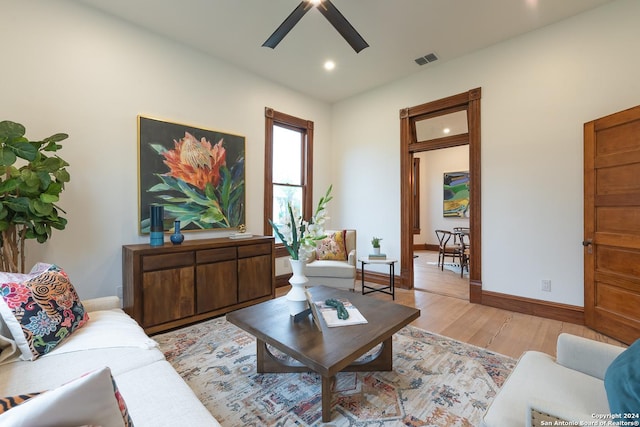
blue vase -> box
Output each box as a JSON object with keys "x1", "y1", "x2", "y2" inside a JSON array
[
  {"x1": 170, "y1": 220, "x2": 184, "y2": 245},
  {"x1": 149, "y1": 204, "x2": 164, "y2": 247}
]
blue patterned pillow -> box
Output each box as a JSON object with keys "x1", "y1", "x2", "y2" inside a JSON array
[{"x1": 0, "y1": 264, "x2": 89, "y2": 360}]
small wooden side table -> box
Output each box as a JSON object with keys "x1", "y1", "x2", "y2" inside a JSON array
[{"x1": 359, "y1": 257, "x2": 398, "y2": 300}]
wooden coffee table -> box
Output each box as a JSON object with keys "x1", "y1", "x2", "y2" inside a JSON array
[{"x1": 226, "y1": 285, "x2": 420, "y2": 422}]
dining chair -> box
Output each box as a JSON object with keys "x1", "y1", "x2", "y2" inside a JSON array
[
  {"x1": 453, "y1": 227, "x2": 470, "y2": 246},
  {"x1": 434, "y1": 229, "x2": 462, "y2": 270},
  {"x1": 457, "y1": 230, "x2": 471, "y2": 277}
]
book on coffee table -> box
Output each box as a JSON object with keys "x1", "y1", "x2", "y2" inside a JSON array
[
  {"x1": 313, "y1": 298, "x2": 368, "y2": 327},
  {"x1": 305, "y1": 288, "x2": 324, "y2": 332}
]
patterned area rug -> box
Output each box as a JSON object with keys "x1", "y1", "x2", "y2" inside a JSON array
[{"x1": 154, "y1": 317, "x2": 515, "y2": 426}]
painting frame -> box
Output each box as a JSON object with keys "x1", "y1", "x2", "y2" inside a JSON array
[
  {"x1": 443, "y1": 171, "x2": 469, "y2": 218},
  {"x1": 137, "y1": 115, "x2": 245, "y2": 234}
]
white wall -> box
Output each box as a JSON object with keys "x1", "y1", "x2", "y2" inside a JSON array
[
  {"x1": 332, "y1": 0, "x2": 640, "y2": 306},
  {"x1": 414, "y1": 147, "x2": 470, "y2": 246},
  {"x1": 3, "y1": 0, "x2": 639, "y2": 307},
  {"x1": 1, "y1": 0, "x2": 332, "y2": 298}
]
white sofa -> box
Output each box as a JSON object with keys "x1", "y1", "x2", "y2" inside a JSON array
[
  {"x1": 305, "y1": 229, "x2": 356, "y2": 290},
  {"x1": 0, "y1": 296, "x2": 220, "y2": 426},
  {"x1": 482, "y1": 333, "x2": 626, "y2": 427}
]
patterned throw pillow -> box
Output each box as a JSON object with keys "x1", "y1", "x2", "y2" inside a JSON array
[
  {"x1": 0, "y1": 367, "x2": 134, "y2": 426},
  {"x1": 0, "y1": 263, "x2": 89, "y2": 360},
  {"x1": 316, "y1": 230, "x2": 348, "y2": 261},
  {"x1": 0, "y1": 392, "x2": 42, "y2": 414}
]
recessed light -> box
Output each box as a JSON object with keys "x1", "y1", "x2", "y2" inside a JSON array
[
  {"x1": 324, "y1": 60, "x2": 336, "y2": 71},
  {"x1": 443, "y1": 128, "x2": 451, "y2": 134}
]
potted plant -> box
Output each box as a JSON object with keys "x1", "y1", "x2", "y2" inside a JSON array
[
  {"x1": 371, "y1": 236, "x2": 382, "y2": 255},
  {"x1": 0, "y1": 120, "x2": 70, "y2": 273}
]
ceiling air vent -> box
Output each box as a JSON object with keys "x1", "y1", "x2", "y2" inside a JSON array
[{"x1": 414, "y1": 52, "x2": 438, "y2": 66}]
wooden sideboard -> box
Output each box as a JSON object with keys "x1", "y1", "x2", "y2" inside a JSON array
[{"x1": 122, "y1": 236, "x2": 275, "y2": 334}]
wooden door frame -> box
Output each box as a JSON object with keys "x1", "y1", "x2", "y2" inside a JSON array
[{"x1": 400, "y1": 88, "x2": 482, "y2": 302}]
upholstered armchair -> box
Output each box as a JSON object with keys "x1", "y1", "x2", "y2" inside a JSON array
[
  {"x1": 305, "y1": 229, "x2": 356, "y2": 291},
  {"x1": 481, "y1": 333, "x2": 630, "y2": 427}
]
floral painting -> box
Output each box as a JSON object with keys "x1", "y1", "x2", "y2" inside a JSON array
[
  {"x1": 443, "y1": 171, "x2": 469, "y2": 218},
  {"x1": 138, "y1": 116, "x2": 245, "y2": 233}
]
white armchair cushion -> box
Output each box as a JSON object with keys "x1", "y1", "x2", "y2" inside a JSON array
[
  {"x1": 305, "y1": 260, "x2": 355, "y2": 278},
  {"x1": 482, "y1": 350, "x2": 609, "y2": 427},
  {"x1": 556, "y1": 333, "x2": 625, "y2": 380}
]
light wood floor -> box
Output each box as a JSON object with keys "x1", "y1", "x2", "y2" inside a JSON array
[
  {"x1": 278, "y1": 251, "x2": 625, "y2": 359},
  {"x1": 414, "y1": 250, "x2": 469, "y2": 300}
]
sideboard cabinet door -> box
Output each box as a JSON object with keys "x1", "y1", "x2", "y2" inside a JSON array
[
  {"x1": 196, "y1": 247, "x2": 238, "y2": 313},
  {"x1": 140, "y1": 251, "x2": 195, "y2": 328},
  {"x1": 238, "y1": 242, "x2": 273, "y2": 302},
  {"x1": 142, "y1": 266, "x2": 195, "y2": 327}
]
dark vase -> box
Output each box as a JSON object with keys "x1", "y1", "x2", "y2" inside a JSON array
[
  {"x1": 149, "y1": 204, "x2": 164, "y2": 247},
  {"x1": 170, "y1": 220, "x2": 184, "y2": 245}
]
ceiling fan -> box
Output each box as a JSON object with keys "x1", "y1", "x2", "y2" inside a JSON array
[{"x1": 262, "y1": 0, "x2": 369, "y2": 53}]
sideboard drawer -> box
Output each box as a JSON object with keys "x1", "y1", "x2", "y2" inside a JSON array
[{"x1": 142, "y1": 252, "x2": 194, "y2": 271}]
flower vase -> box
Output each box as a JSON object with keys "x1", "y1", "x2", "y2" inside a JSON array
[
  {"x1": 373, "y1": 247, "x2": 381, "y2": 255},
  {"x1": 287, "y1": 258, "x2": 309, "y2": 316},
  {"x1": 170, "y1": 220, "x2": 184, "y2": 245},
  {"x1": 149, "y1": 204, "x2": 164, "y2": 247}
]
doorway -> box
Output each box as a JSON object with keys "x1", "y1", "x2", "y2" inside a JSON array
[
  {"x1": 413, "y1": 146, "x2": 470, "y2": 300},
  {"x1": 400, "y1": 88, "x2": 482, "y2": 302}
]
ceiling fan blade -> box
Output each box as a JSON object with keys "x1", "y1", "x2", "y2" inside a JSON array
[
  {"x1": 262, "y1": 1, "x2": 312, "y2": 49},
  {"x1": 317, "y1": 0, "x2": 369, "y2": 53}
]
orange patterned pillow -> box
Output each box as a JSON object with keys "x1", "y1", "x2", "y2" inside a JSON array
[
  {"x1": 0, "y1": 264, "x2": 88, "y2": 361},
  {"x1": 316, "y1": 230, "x2": 348, "y2": 261}
]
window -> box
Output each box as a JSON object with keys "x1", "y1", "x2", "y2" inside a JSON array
[{"x1": 264, "y1": 108, "x2": 313, "y2": 256}]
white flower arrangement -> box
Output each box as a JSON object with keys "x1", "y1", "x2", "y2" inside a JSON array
[{"x1": 269, "y1": 185, "x2": 333, "y2": 261}]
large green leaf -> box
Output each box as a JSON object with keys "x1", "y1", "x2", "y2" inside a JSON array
[
  {"x1": 50, "y1": 217, "x2": 67, "y2": 230},
  {"x1": 54, "y1": 169, "x2": 70, "y2": 183},
  {"x1": 218, "y1": 167, "x2": 232, "y2": 212},
  {"x1": 0, "y1": 178, "x2": 19, "y2": 193},
  {"x1": 19, "y1": 171, "x2": 41, "y2": 192},
  {"x1": 37, "y1": 171, "x2": 51, "y2": 190},
  {"x1": 0, "y1": 121, "x2": 25, "y2": 139},
  {"x1": 43, "y1": 133, "x2": 68, "y2": 144},
  {"x1": 3, "y1": 197, "x2": 30, "y2": 213},
  {"x1": 0, "y1": 148, "x2": 17, "y2": 166},
  {"x1": 34, "y1": 222, "x2": 47, "y2": 235},
  {"x1": 200, "y1": 206, "x2": 226, "y2": 225},
  {"x1": 42, "y1": 157, "x2": 65, "y2": 172},
  {"x1": 148, "y1": 182, "x2": 174, "y2": 192},
  {"x1": 9, "y1": 141, "x2": 37, "y2": 161},
  {"x1": 45, "y1": 182, "x2": 63, "y2": 195},
  {"x1": 39, "y1": 193, "x2": 59, "y2": 204}
]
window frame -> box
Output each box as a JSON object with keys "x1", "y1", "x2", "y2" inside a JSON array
[{"x1": 264, "y1": 107, "x2": 314, "y2": 258}]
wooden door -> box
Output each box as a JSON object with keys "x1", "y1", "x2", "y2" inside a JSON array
[{"x1": 584, "y1": 105, "x2": 640, "y2": 345}]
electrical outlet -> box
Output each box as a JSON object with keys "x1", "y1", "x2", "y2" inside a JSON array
[{"x1": 541, "y1": 280, "x2": 551, "y2": 292}]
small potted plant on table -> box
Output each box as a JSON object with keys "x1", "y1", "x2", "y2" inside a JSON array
[{"x1": 371, "y1": 237, "x2": 382, "y2": 255}]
